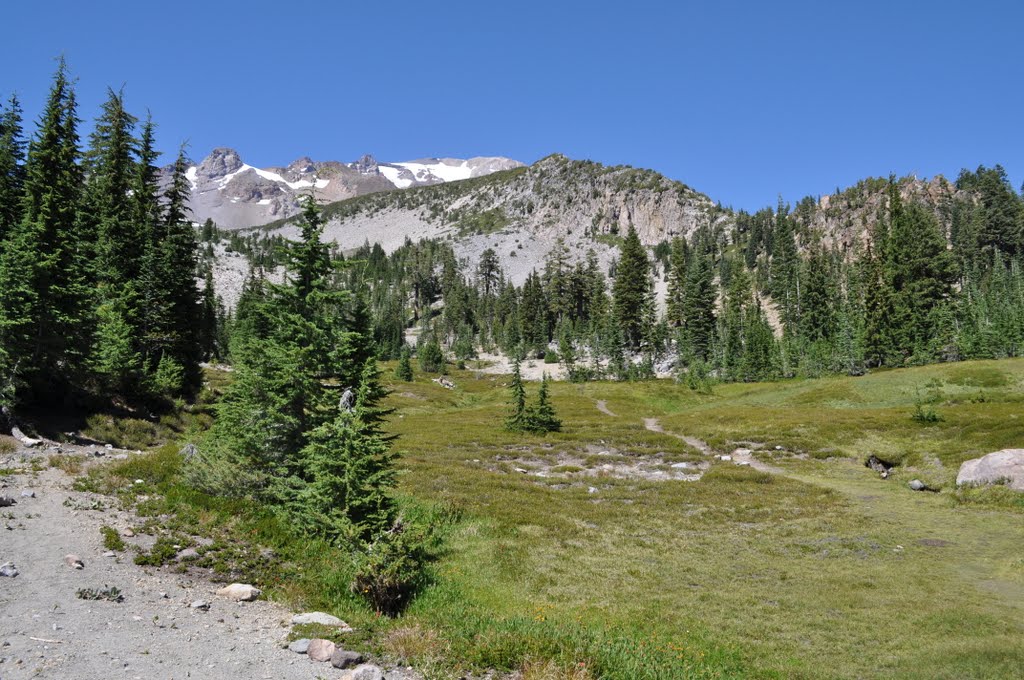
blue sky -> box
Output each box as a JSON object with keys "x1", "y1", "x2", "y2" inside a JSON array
[{"x1": 3, "y1": 0, "x2": 1021, "y2": 210}]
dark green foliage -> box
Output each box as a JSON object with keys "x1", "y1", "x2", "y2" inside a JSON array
[
  {"x1": 395, "y1": 345, "x2": 414, "y2": 381},
  {"x1": 418, "y1": 335, "x2": 445, "y2": 373},
  {"x1": 612, "y1": 226, "x2": 652, "y2": 351},
  {"x1": 350, "y1": 516, "x2": 433, "y2": 616},
  {"x1": 525, "y1": 373, "x2": 561, "y2": 432},
  {"x1": 505, "y1": 360, "x2": 529, "y2": 431},
  {"x1": 0, "y1": 94, "x2": 26, "y2": 243}
]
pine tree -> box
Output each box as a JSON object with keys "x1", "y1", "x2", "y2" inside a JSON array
[
  {"x1": 612, "y1": 226, "x2": 652, "y2": 351},
  {"x1": 0, "y1": 59, "x2": 92, "y2": 399},
  {"x1": 525, "y1": 373, "x2": 561, "y2": 433},
  {"x1": 0, "y1": 94, "x2": 27, "y2": 244},
  {"x1": 395, "y1": 345, "x2": 413, "y2": 381},
  {"x1": 505, "y1": 359, "x2": 528, "y2": 431},
  {"x1": 665, "y1": 236, "x2": 688, "y2": 327},
  {"x1": 681, "y1": 252, "x2": 717, "y2": 362}
]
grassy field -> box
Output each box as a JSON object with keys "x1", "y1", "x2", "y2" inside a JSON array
[{"x1": 80, "y1": 359, "x2": 1024, "y2": 678}]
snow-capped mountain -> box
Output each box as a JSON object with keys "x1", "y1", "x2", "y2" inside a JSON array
[{"x1": 176, "y1": 148, "x2": 523, "y2": 230}]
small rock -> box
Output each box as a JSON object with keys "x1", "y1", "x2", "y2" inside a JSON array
[
  {"x1": 133, "y1": 479, "x2": 144, "y2": 485},
  {"x1": 102, "y1": 551, "x2": 116, "y2": 558},
  {"x1": 342, "y1": 663, "x2": 385, "y2": 680},
  {"x1": 670, "y1": 462, "x2": 690, "y2": 469},
  {"x1": 105, "y1": 444, "x2": 114, "y2": 450},
  {"x1": 908, "y1": 479, "x2": 927, "y2": 491},
  {"x1": 587, "y1": 486, "x2": 598, "y2": 494},
  {"x1": 175, "y1": 548, "x2": 200, "y2": 562},
  {"x1": 0, "y1": 562, "x2": 17, "y2": 577},
  {"x1": 306, "y1": 638, "x2": 336, "y2": 662},
  {"x1": 331, "y1": 649, "x2": 363, "y2": 668},
  {"x1": 122, "y1": 528, "x2": 135, "y2": 538},
  {"x1": 719, "y1": 455, "x2": 732, "y2": 462},
  {"x1": 0, "y1": 497, "x2": 15, "y2": 508},
  {"x1": 216, "y1": 583, "x2": 261, "y2": 601},
  {"x1": 63, "y1": 554, "x2": 84, "y2": 569},
  {"x1": 20, "y1": 490, "x2": 35, "y2": 498},
  {"x1": 775, "y1": 445, "x2": 783, "y2": 451},
  {"x1": 734, "y1": 448, "x2": 752, "y2": 456},
  {"x1": 92, "y1": 450, "x2": 106, "y2": 457},
  {"x1": 736, "y1": 461, "x2": 751, "y2": 467},
  {"x1": 159, "y1": 592, "x2": 169, "y2": 599},
  {"x1": 190, "y1": 600, "x2": 210, "y2": 611},
  {"x1": 290, "y1": 612, "x2": 351, "y2": 630},
  {"x1": 288, "y1": 638, "x2": 310, "y2": 654}
]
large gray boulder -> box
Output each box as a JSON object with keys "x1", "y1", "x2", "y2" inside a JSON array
[{"x1": 956, "y1": 449, "x2": 1024, "y2": 491}]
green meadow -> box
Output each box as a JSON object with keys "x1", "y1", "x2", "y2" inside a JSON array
[{"x1": 83, "y1": 359, "x2": 1024, "y2": 679}]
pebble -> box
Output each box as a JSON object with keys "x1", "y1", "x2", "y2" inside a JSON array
[
  {"x1": 190, "y1": 600, "x2": 210, "y2": 611},
  {"x1": 122, "y1": 528, "x2": 135, "y2": 538},
  {"x1": 306, "y1": 638, "x2": 336, "y2": 662},
  {"x1": 20, "y1": 490, "x2": 35, "y2": 498},
  {"x1": 175, "y1": 548, "x2": 200, "y2": 562},
  {"x1": 103, "y1": 551, "x2": 116, "y2": 558},
  {"x1": 63, "y1": 554, "x2": 84, "y2": 569},
  {"x1": 908, "y1": 479, "x2": 927, "y2": 491},
  {"x1": 2, "y1": 561, "x2": 20, "y2": 578},
  {"x1": 288, "y1": 638, "x2": 310, "y2": 654}
]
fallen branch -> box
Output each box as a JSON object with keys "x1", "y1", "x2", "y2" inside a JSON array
[{"x1": 28, "y1": 637, "x2": 64, "y2": 644}]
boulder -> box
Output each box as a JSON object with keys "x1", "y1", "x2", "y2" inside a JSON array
[
  {"x1": 908, "y1": 479, "x2": 926, "y2": 491},
  {"x1": 291, "y1": 611, "x2": 352, "y2": 630},
  {"x1": 957, "y1": 449, "x2": 1024, "y2": 491},
  {"x1": 216, "y1": 583, "x2": 261, "y2": 601},
  {"x1": 288, "y1": 638, "x2": 311, "y2": 654},
  {"x1": 306, "y1": 638, "x2": 336, "y2": 662},
  {"x1": 331, "y1": 649, "x2": 364, "y2": 668},
  {"x1": 341, "y1": 664, "x2": 385, "y2": 680},
  {"x1": 176, "y1": 548, "x2": 200, "y2": 562}
]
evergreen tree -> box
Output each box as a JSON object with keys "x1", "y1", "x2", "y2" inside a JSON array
[
  {"x1": 681, "y1": 252, "x2": 717, "y2": 362},
  {"x1": 0, "y1": 59, "x2": 92, "y2": 399},
  {"x1": 525, "y1": 373, "x2": 561, "y2": 433},
  {"x1": 395, "y1": 344, "x2": 413, "y2": 381},
  {"x1": 0, "y1": 94, "x2": 26, "y2": 243},
  {"x1": 612, "y1": 226, "x2": 652, "y2": 350},
  {"x1": 665, "y1": 236, "x2": 688, "y2": 327},
  {"x1": 505, "y1": 359, "x2": 528, "y2": 431}
]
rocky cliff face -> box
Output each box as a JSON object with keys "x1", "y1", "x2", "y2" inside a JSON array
[{"x1": 170, "y1": 148, "x2": 523, "y2": 230}]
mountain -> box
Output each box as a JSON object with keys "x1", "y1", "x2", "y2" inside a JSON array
[{"x1": 174, "y1": 148, "x2": 524, "y2": 230}]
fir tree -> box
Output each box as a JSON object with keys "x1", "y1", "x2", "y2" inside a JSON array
[
  {"x1": 525, "y1": 373, "x2": 561, "y2": 433},
  {"x1": 0, "y1": 94, "x2": 27, "y2": 243},
  {"x1": 612, "y1": 226, "x2": 652, "y2": 350},
  {"x1": 681, "y1": 252, "x2": 717, "y2": 362},
  {"x1": 505, "y1": 359, "x2": 528, "y2": 431},
  {"x1": 395, "y1": 345, "x2": 413, "y2": 381}
]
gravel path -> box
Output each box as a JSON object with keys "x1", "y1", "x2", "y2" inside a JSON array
[
  {"x1": 594, "y1": 400, "x2": 617, "y2": 417},
  {"x1": 0, "y1": 461, "x2": 408, "y2": 679},
  {"x1": 641, "y1": 417, "x2": 783, "y2": 474}
]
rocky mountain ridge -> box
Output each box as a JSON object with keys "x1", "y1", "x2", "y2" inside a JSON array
[{"x1": 173, "y1": 148, "x2": 523, "y2": 229}]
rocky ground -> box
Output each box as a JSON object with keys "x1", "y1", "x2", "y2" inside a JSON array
[{"x1": 0, "y1": 443, "x2": 422, "y2": 680}]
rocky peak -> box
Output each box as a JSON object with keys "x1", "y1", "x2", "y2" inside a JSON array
[
  {"x1": 352, "y1": 154, "x2": 380, "y2": 174},
  {"x1": 287, "y1": 156, "x2": 316, "y2": 175},
  {"x1": 198, "y1": 147, "x2": 244, "y2": 179}
]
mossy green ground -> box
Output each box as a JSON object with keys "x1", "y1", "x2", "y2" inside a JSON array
[{"x1": 85, "y1": 360, "x2": 1024, "y2": 678}]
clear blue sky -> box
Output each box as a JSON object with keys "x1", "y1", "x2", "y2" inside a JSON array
[{"x1": 3, "y1": 0, "x2": 1021, "y2": 211}]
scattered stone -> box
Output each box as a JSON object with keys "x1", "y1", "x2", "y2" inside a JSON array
[
  {"x1": 736, "y1": 460, "x2": 751, "y2": 466},
  {"x1": 331, "y1": 649, "x2": 364, "y2": 668},
  {"x1": 133, "y1": 479, "x2": 144, "y2": 485},
  {"x1": 587, "y1": 486, "x2": 598, "y2": 494},
  {"x1": 734, "y1": 448, "x2": 752, "y2": 456},
  {"x1": 306, "y1": 638, "x2": 336, "y2": 662},
  {"x1": 670, "y1": 462, "x2": 690, "y2": 469},
  {"x1": 956, "y1": 449, "x2": 1024, "y2": 491},
  {"x1": 122, "y1": 528, "x2": 135, "y2": 538},
  {"x1": 432, "y1": 376, "x2": 455, "y2": 389},
  {"x1": 719, "y1": 455, "x2": 732, "y2": 462},
  {"x1": 0, "y1": 497, "x2": 15, "y2": 508},
  {"x1": 102, "y1": 551, "x2": 116, "y2": 558},
  {"x1": 514, "y1": 467, "x2": 529, "y2": 474},
  {"x1": 63, "y1": 554, "x2": 84, "y2": 569},
  {"x1": 341, "y1": 663, "x2": 385, "y2": 680},
  {"x1": 105, "y1": 444, "x2": 114, "y2": 450},
  {"x1": 775, "y1": 445, "x2": 784, "y2": 451},
  {"x1": 865, "y1": 455, "x2": 895, "y2": 479},
  {"x1": 190, "y1": 599, "x2": 210, "y2": 611},
  {"x1": 159, "y1": 592, "x2": 169, "y2": 599},
  {"x1": 0, "y1": 562, "x2": 17, "y2": 577},
  {"x1": 908, "y1": 479, "x2": 927, "y2": 491},
  {"x1": 288, "y1": 638, "x2": 311, "y2": 654},
  {"x1": 290, "y1": 611, "x2": 353, "y2": 631},
  {"x1": 20, "y1": 490, "x2": 35, "y2": 498},
  {"x1": 216, "y1": 583, "x2": 261, "y2": 601},
  {"x1": 175, "y1": 548, "x2": 200, "y2": 562}
]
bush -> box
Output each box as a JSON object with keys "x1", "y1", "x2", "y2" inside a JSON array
[
  {"x1": 351, "y1": 517, "x2": 432, "y2": 616},
  {"x1": 418, "y1": 338, "x2": 445, "y2": 373},
  {"x1": 543, "y1": 351, "x2": 559, "y2": 364},
  {"x1": 100, "y1": 525, "x2": 127, "y2": 551}
]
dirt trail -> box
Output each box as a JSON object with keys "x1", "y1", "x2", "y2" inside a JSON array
[
  {"x1": 0, "y1": 451, "x2": 418, "y2": 680},
  {"x1": 594, "y1": 400, "x2": 617, "y2": 417},
  {"x1": 642, "y1": 417, "x2": 782, "y2": 474},
  {"x1": 642, "y1": 417, "x2": 713, "y2": 455}
]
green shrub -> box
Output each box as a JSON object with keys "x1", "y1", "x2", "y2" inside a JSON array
[
  {"x1": 134, "y1": 535, "x2": 182, "y2": 567},
  {"x1": 100, "y1": 525, "x2": 127, "y2": 551},
  {"x1": 351, "y1": 517, "x2": 432, "y2": 616},
  {"x1": 543, "y1": 351, "x2": 559, "y2": 364},
  {"x1": 418, "y1": 338, "x2": 445, "y2": 373}
]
